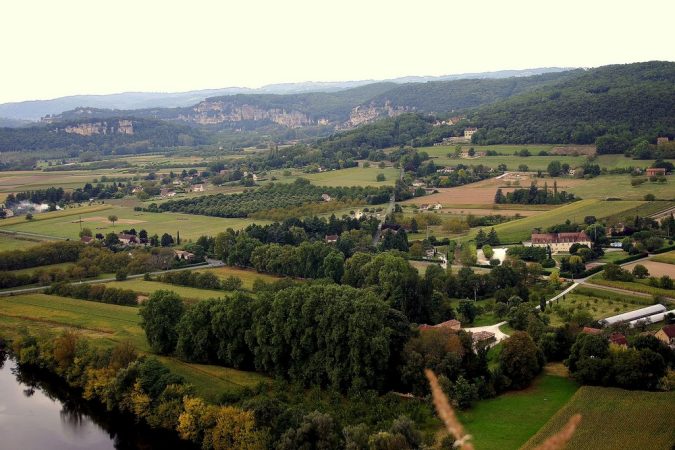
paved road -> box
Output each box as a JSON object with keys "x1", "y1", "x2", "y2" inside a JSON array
[{"x1": 0, "y1": 258, "x2": 224, "y2": 297}]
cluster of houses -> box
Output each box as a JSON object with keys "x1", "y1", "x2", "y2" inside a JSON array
[
  {"x1": 80, "y1": 232, "x2": 196, "y2": 261},
  {"x1": 418, "y1": 203, "x2": 443, "y2": 211}
]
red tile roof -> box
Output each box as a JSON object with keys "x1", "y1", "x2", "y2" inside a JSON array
[
  {"x1": 609, "y1": 332, "x2": 628, "y2": 346},
  {"x1": 661, "y1": 324, "x2": 675, "y2": 338},
  {"x1": 531, "y1": 232, "x2": 590, "y2": 244},
  {"x1": 582, "y1": 327, "x2": 602, "y2": 335}
]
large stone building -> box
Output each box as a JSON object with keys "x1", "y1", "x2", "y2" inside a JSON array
[{"x1": 530, "y1": 231, "x2": 591, "y2": 253}]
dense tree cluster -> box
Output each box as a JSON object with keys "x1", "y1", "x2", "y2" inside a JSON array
[
  {"x1": 141, "y1": 285, "x2": 410, "y2": 391},
  {"x1": 495, "y1": 182, "x2": 577, "y2": 205},
  {"x1": 4, "y1": 182, "x2": 123, "y2": 207},
  {"x1": 157, "y1": 179, "x2": 391, "y2": 218},
  {"x1": 47, "y1": 281, "x2": 137, "y2": 305},
  {"x1": 566, "y1": 333, "x2": 671, "y2": 390},
  {"x1": 0, "y1": 241, "x2": 83, "y2": 271}
]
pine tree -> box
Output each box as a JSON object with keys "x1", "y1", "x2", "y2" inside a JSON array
[
  {"x1": 176, "y1": 230, "x2": 181, "y2": 245},
  {"x1": 475, "y1": 228, "x2": 487, "y2": 248},
  {"x1": 411, "y1": 218, "x2": 419, "y2": 233},
  {"x1": 494, "y1": 188, "x2": 505, "y2": 204},
  {"x1": 487, "y1": 228, "x2": 500, "y2": 245}
]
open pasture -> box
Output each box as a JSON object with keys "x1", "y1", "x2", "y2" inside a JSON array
[
  {"x1": 522, "y1": 386, "x2": 675, "y2": 450},
  {"x1": 652, "y1": 250, "x2": 675, "y2": 265},
  {"x1": 0, "y1": 232, "x2": 55, "y2": 251},
  {"x1": 472, "y1": 199, "x2": 645, "y2": 243},
  {"x1": 104, "y1": 279, "x2": 227, "y2": 301},
  {"x1": 197, "y1": 266, "x2": 283, "y2": 290},
  {"x1": 0, "y1": 293, "x2": 268, "y2": 400},
  {"x1": 0, "y1": 169, "x2": 137, "y2": 193},
  {"x1": 566, "y1": 174, "x2": 675, "y2": 200},
  {"x1": 0, "y1": 205, "x2": 266, "y2": 241}
]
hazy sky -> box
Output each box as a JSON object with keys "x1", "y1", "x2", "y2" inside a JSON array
[{"x1": 2, "y1": 0, "x2": 673, "y2": 103}]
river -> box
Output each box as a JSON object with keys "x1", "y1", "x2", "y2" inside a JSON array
[{"x1": 0, "y1": 351, "x2": 194, "y2": 450}]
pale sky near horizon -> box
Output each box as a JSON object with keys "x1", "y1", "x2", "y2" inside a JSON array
[{"x1": 1, "y1": 0, "x2": 673, "y2": 103}]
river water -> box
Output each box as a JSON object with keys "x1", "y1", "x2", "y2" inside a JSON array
[{"x1": 0, "y1": 351, "x2": 194, "y2": 450}]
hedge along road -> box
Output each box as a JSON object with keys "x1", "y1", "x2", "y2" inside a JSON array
[{"x1": 0, "y1": 258, "x2": 224, "y2": 297}]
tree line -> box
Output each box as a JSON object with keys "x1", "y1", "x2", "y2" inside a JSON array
[{"x1": 495, "y1": 182, "x2": 577, "y2": 205}]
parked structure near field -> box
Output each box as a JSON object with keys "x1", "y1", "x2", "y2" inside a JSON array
[
  {"x1": 599, "y1": 304, "x2": 667, "y2": 327},
  {"x1": 628, "y1": 310, "x2": 675, "y2": 328}
]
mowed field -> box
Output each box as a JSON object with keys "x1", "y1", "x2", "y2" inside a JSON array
[
  {"x1": 0, "y1": 232, "x2": 54, "y2": 251},
  {"x1": 566, "y1": 174, "x2": 675, "y2": 200},
  {"x1": 196, "y1": 266, "x2": 283, "y2": 290},
  {"x1": 469, "y1": 199, "x2": 646, "y2": 243},
  {"x1": 521, "y1": 386, "x2": 675, "y2": 450},
  {"x1": 0, "y1": 293, "x2": 268, "y2": 401},
  {"x1": 273, "y1": 165, "x2": 400, "y2": 187},
  {"x1": 458, "y1": 367, "x2": 579, "y2": 450},
  {"x1": 0, "y1": 205, "x2": 267, "y2": 241},
  {"x1": 104, "y1": 279, "x2": 227, "y2": 301}
]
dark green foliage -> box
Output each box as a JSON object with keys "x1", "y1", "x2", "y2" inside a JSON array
[
  {"x1": 496, "y1": 182, "x2": 576, "y2": 205},
  {"x1": 499, "y1": 331, "x2": 544, "y2": 390},
  {"x1": 46, "y1": 282, "x2": 137, "y2": 305},
  {"x1": 140, "y1": 290, "x2": 185, "y2": 355},
  {"x1": 0, "y1": 240, "x2": 83, "y2": 271},
  {"x1": 470, "y1": 62, "x2": 675, "y2": 145}
]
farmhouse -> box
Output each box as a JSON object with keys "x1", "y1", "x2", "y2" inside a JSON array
[
  {"x1": 656, "y1": 136, "x2": 670, "y2": 145},
  {"x1": 80, "y1": 236, "x2": 94, "y2": 244},
  {"x1": 321, "y1": 193, "x2": 332, "y2": 202},
  {"x1": 191, "y1": 184, "x2": 205, "y2": 193},
  {"x1": 645, "y1": 167, "x2": 666, "y2": 177},
  {"x1": 174, "y1": 250, "x2": 195, "y2": 261},
  {"x1": 117, "y1": 233, "x2": 137, "y2": 245},
  {"x1": 655, "y1": 324, "x2": 675, "y2": 347},
  {"x1": 529, "y1": 231, "x2": 591, "y2": 253},
  {"x1": 325, "y1": 234, "x2": 338, "y2": 244},
  {"x1": 463, "y1": 127, "x2": 478, "y2": 139},
  {"x1": 581, "y1": 326, "x2": 602, "y2": 335},
  {"x1": 471, "y1": 331, "x2": 496, "y2": 348},
  {"x1": 419, "y1": 319, "x2": 461, "y2": 331},
  {"x1": 608, "y1": 332, "x2": 628, "y2": 348}
]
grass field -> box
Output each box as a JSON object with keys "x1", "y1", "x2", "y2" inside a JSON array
[
  {"x1": 0, "y1": 233, "x2": 54, "y2": 251},
  {"x1": 566, "y1": 174, "x2": 675, "y2": 200},
  {"x1": 623, "y1": 260, "x2": 675, "y2": 277},
  {"x1": 652, "y1": 250, "x2": 675, "y2": 265},
  {"x1": 457, "y1": 367, "x2": 579, "y2": 450},
  {"x1": 0, "y1": 293, "x2": 268, "y2": 401},
  {"x1": 8, "y1": 262, "x2": 76, "y2": 276},
  {"x1": 196, "y1": 266, "x2": 282, "y2": 290},
  {"x1": 274, "y1": 165, "x2": 400, "y2": 187},
  {"x1": 522, "y1": 386, "x2": 675, "y2": 450},
  {"x1": 469, "y1": 199, "x2": 645, "y2": 243},
  {"x1": 546, "y1": 286, "x2": 653, "y2": 327},
  {"x1": 104, "y1": 279, "x2": 227, "y2": 301},
  {"x1": 0, "y1": 169, "x2": 138, "y2": 193},
  {"x1": 0, "y1": 205, "x2": 266, "y2": 241}
]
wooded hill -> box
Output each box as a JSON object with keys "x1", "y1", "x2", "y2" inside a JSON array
[
  {"x1": 468, "y1": 61, "x2": 675, "y2": 145},
  {"x1": 0, "y1": 117, "x2": 209, "y2": 154}
]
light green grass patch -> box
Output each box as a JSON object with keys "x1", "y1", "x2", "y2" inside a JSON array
[
  {"x1": 457, "y1": 371, "x2": 579, "y2": 450},
  {"x1": 105, "y1": 279, "x2": 226, "y2": 301},
  {"x1": 274, "y1": 166, "x2": 400, "y2": 187},
  {"x1": 652, "y1": 250, "x2": 675, "y2": 265},
  {"x1": 567, "y1": 175, "x2": 675, "y2": 200},
  {"x1": 196, "y1": 266, "x2": 283, "y2": 290}
]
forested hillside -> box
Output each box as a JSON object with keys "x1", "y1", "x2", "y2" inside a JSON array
[
  {"x1": 0, "y1": 117, "x2": 209, "y2": 154},
  {"x1": 469, "y1": 61, "x2": 675, "y2": 146}
]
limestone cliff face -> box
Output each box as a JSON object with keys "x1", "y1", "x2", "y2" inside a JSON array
[
  {"x1": 180, "y1": 100, "x2": 321, "y2": 128},
  {"x1": 62, "y1": 119, "x2": 134, "y2": 136},
  {"x1": 342, "y1": 101, "x2": 410, "y2": 129}
]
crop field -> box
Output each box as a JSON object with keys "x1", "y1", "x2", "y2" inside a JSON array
[
  {"x1": 587, "y1": 277, "x2": 675, "y2": 298},
  {"x1": 104, "y1": 279, "x2": 227, "y2": 301},
  {"x1": 468, "y1": 199, "x2": 645, "y2": 243},
  {"x1": 0, "y1": 169, "x2": 137, "y2": 193},
  {"x1": 522, "y1": 386, "x2": 675, "y2": 450},
  {"x1": 623, "y1": 260, "x2": 675, "y2": 277},
  {"x1": 0, "y1": 205, "x2": 266, "y2": 241},
  {"x1": 566, "y1": 174, "x2": 675, "y2": 200},
  {"x1": 457, "y1": 368, "x2": 579, "y2": 450},
  {"x1": 273, "y1": 165, "x2": 400, "y2": 187},
  {"x1": 652, "y1": 250, "x2": 675, "y2": 265},
  {"x1": 0, "y1": 293, "x2": 268, "y2": 401}
]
